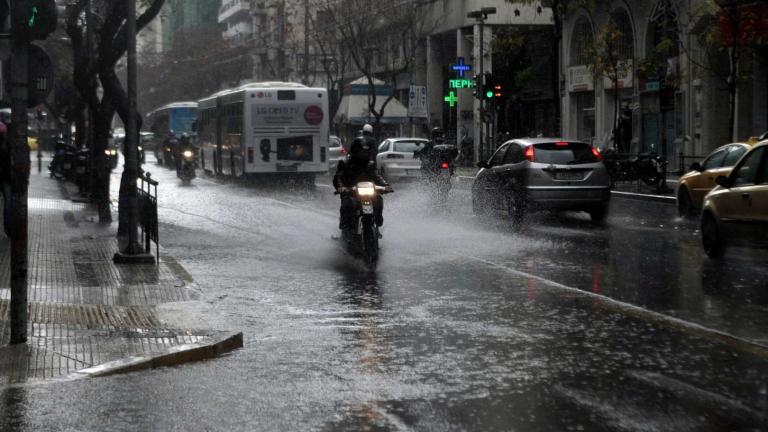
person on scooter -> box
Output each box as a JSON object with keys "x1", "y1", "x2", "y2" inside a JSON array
[
  {"x1": 415, "y1": 127, "x2": 458, "y2": 174},
  {"x1": 333, "y1": 124, "x2": 392, "y2": 234},
  {"x1": 175, "y1": 133, "x2": 194, "y2": 176}
]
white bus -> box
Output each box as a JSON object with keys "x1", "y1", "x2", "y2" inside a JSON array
[{"x1": 198, "y1": 82, "x2": 330, "y2": 180}]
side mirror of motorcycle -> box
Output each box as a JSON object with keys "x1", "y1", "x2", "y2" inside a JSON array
[
  {"x1": 715, "y1": 175, "x2": 730, "y2": 188},
  {"x1": 690, "y1": 162, "x2": 703, "y2": 172},
  {"x1": 477, "y1": 161, "x2": 489, "y2": 169}
]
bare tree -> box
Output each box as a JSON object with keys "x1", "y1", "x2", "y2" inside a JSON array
[{"x1": 315, "y1": 0, "x2": 436, "y2": 136}]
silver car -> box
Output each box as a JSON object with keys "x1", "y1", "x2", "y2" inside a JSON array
[
  {"x1": 375, "y1": 138, "x2": 428, "y2": 180},
  {"x1": 472, "y1": 138, "x2": 611, "y2": 224},
  {"x1": 328, "y1": 135, "x2": 345, "y2": 171}
]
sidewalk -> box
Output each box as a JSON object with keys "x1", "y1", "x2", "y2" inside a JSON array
[{"x1": 0, "y1": 171, "x2": 241, "y2": 386}]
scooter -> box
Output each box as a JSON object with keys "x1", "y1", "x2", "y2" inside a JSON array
[
  {"x1": 177, "y1": 149, "x2": 197, "y2": 185},
  {"x1": 49, "y1": 140, "x2": 78, "y2": 180},
  {"x1": 335, "y1": 182, "x2": 392, "y2": 268}
]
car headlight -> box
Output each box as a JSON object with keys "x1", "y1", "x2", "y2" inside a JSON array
[
  {"x1": 182, "y1": 150, "x2": 194, "y2": 158},
  {"x1": 138, "y1": 146, "x2": 143, "y2": 152}
]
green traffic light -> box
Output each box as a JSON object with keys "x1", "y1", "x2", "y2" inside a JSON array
[{"x1": 485, "y1": 91, "x2": 494, "y2": 98}]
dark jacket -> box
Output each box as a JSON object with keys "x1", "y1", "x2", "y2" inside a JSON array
[{"x1": 333, "y1": 158, "x2": 388, "y2": 190}]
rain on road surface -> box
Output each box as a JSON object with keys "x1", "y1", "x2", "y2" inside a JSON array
[{"x1": 2, "y1": 157, "x2": 767, "y2": 431}]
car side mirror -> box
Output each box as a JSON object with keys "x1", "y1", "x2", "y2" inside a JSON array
[
  {"x1": 477, "y1": 161, "x2": 489, "y2": 169},
  {"x1": 715, "y1": 175, "x2": 730, "y2": 188},
  {"x1": 690, "y1": 162, "x2": 703, "y2": 172}
]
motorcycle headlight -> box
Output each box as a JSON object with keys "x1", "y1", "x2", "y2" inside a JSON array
[
  {"x1": 104, "y1": 149, "x2": 111, "y2": 156},
  {"x1": 183, "y1": 150, "x2": 194, "y2": 158},
  {"x1": 356, "y1": 182, "x2": 375, "y2": 197}
]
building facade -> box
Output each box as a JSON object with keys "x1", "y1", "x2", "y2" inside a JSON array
[
  {"x1": 561, "y1": 0, "x2": 768, "y2": 170},
  {"x1": 162, "y1": 0, "x2": 222, "y2": 50}
]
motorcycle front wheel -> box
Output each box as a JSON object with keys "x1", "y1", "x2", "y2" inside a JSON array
[{"x1": 361, "y1": 215, "x2": 379, "y2": 267}]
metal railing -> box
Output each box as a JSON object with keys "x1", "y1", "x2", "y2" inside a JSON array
[
  {"x1": 137, "y1": 172, "x2": 159, "y2": 263},
  {"x1": 677, "y1": 152, "x2": 707, "y2": 175}
]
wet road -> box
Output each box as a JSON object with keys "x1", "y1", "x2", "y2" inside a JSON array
[{"x1": 2, "y1": 158, "x2": 768, "y2": 431}]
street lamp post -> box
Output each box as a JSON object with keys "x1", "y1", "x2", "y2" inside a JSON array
[{"x1": 467, "y1": 7, "x2": 496, "y2": 163}]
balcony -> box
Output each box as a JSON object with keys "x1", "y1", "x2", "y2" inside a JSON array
[{"x1": 219, "y1": 0, "x2": 250, "y2": 24}]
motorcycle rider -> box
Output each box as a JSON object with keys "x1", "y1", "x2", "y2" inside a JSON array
[
  {"x1": 333, "y1": 124, "x2": 392, "y2": 235},
  {"x1": 175, "y1": 133, "x2": 194, "y2": 176},
  {"x1": 415, "y1": 126, "x2": 458, "y2": 175}
]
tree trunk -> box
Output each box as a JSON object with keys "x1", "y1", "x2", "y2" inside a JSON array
[{"x1": 93, "y1": 101, "x2": 115, "y2": 222}]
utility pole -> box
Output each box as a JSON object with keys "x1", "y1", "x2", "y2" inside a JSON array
[
  {"x1": 114, "y1": 0, "x2": 153, "y2": 264},
  {"x1": 8, "y1": 1, "x2": 30, "y2": 345},
  {"x1": 303, "y1": 0, "x2": 309, "y2": 84},
  {"x1": 468, "y1": 7, "x2": 495, "y2": 163}
]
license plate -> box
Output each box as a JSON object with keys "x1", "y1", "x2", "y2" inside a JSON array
[
  {"x1": 554, "y1": 171, "x2": 583, "y2": 181},
  {"x1": 362, "y1": 203, "x2": 373, "y2": 214},
  {"x1": 440, "y1": 169, "x2": 450, "y2": 177}
]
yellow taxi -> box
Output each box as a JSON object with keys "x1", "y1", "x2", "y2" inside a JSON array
[
  {"x1": 701, "y1": 140, "x2": 768, "y2": 258},
  {"x1": 677, "y1": 140, "x2": 757, "y2": 217}
]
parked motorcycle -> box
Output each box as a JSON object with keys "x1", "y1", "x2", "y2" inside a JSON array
[
  {"x1": 177, "y1": 148, "x2": 197, "y2": 185},
  {"x1": 49, "y1": 140, "x2": 77, "y2": 180},
  {"x1": 602, "y1": 148, "x2": 669, "y2": 192},
  {"x1": 335, "y1": 182, "x2": 392, "y2": 268}
]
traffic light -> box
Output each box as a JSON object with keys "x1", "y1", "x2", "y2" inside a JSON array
[
  {"x1": 483, "y1": 73, "x2": 494, "y2": 99},
  {"x1": 492, "y1": 83, "x2": 503, "y2": 98},
  {"x1": 472, "y1": 74, "x2": 481, "y2": 99},
  {"x1": 12, "y1": 0, "x2": 57, "y2": 42}
]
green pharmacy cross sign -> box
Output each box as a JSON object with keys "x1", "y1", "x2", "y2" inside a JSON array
[{"x1": 444, "y1": 91, "x2": 458, "y2": 107}]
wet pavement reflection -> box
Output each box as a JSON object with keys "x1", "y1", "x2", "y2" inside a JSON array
[{"x1": 2, "y1": 159, "x2": 767, "y2": 431}]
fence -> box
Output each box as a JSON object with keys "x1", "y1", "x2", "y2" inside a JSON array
[{"x1": 137, "y1": 172, "x2": 159, "y2": 263}]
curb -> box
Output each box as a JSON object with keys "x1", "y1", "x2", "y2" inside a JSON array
[{"x1": 70, "y1": 331, "x2": 244, "y2": 379}]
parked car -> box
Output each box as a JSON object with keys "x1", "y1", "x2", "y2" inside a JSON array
[
  {"x1": 472, "y1": 138, "x2": 611, "y2": 225},
  {"x1": 677, "y1": 141, "x2": 755, "y2": 218},
  {"x1": 375, "y1": 138, "x2": 429, "y2": 180},
  {"x1": 328, "y1": 135, "x2": 345, "y2": 171},
  {"x1": 701, "y1": 140, "x2": 768, "y2": 258}
]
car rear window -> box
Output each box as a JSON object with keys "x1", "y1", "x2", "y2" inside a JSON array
[
  {"x1": 394, "y1": 141, "x2": 425, "y2": 153},
  {"x1": 533, "y1": 142, "x2": 598, "y2": 164},
  {"x1": 329, "y1": 137, "x2": 342, "y2": 148}
]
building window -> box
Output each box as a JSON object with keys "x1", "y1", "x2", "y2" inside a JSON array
[
  {"x1": 609, "y1": 9, "x2": 634, "y2": 61},
  {"x1": 570, "y1": 17, "x2": 594, "y2": 66}
]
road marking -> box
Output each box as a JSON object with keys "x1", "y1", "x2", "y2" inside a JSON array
[{"x1": 452, "y1": 252, "x2": 768, "y2": 359}]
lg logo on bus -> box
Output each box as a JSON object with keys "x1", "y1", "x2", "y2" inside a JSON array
[{"x1": 304, "y1": 105, "x2": 323, "y2": 126}]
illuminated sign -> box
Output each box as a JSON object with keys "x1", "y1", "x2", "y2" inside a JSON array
[
  {"x1": 443, "y1": 91, "x2": 458, "y2": 108},
  {"x1": 451, "y1": 57, "x2": 472, "y2": 77},
  {"x1": 449, "y1": 79, "x2": 475, "y2": 89}
]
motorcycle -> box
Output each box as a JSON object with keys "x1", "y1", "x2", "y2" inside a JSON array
[
  {"x1": 49, "y1": 140, "x2": 77, "y2": 180},
  {"x1": 417, "y1": 144, "x2": 457, "y2": 205},
  {"x1": 335, "y1": 182, "x2": 392, "y2": 268},
  {"x1": 602, "y1": 148, "x2": 669, "y2": 192},
  {"x1": 177, "y1": 148, "x2": 197, "y2": 185}
]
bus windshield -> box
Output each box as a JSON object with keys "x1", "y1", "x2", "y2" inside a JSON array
[{"x1": 170, "y1": 108, "x2": 197, "y2": 134}]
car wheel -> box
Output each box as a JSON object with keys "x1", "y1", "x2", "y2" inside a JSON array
[
  {"x1": 589, "y1": 207, "x2": 608, "y2": 224},
  {"x1": 677, "y1": 187, "x2": 694, "y2": 218},
  {"x1": 702, "y1": 213, "x2": 725, "y2": 258},
  {"x1": 472, "y1": 190, "x2": 487, "y2": 216},
  {"x1": 508, "y1": 193, "x2": 525, "y2": 228}
]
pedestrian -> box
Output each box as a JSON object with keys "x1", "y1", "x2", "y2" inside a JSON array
[{"x1": 0, "y1": 121, "x2": 12, "y2": 236}]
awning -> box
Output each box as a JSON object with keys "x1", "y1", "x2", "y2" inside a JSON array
[{"x1": 334, "y1": 94, "x2": 410, "y2": 125}]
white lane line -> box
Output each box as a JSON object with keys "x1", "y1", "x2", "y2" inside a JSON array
[{"x1": 452, "y1": 251, "x2": 768, "y2": 357}]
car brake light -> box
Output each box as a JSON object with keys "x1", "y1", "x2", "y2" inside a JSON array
[
  {"x1": 556, "y1": 141, "x2": 569, "y2": 147},
  {"x1": 440, "y1": 162, "x2": 450, "y2": 169},
  {"x1": 341, "y1": 147, "x2": 347, "y2": 155},
  {"x1": 591, "y1": 147, "x2": 601, "y2": 161},
  {"x1": 387, "y1": 154, "x2": 404, "y2": 159},
  {"x1": 524, "y1": 146, "x2": 535, "y2": 162}
]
